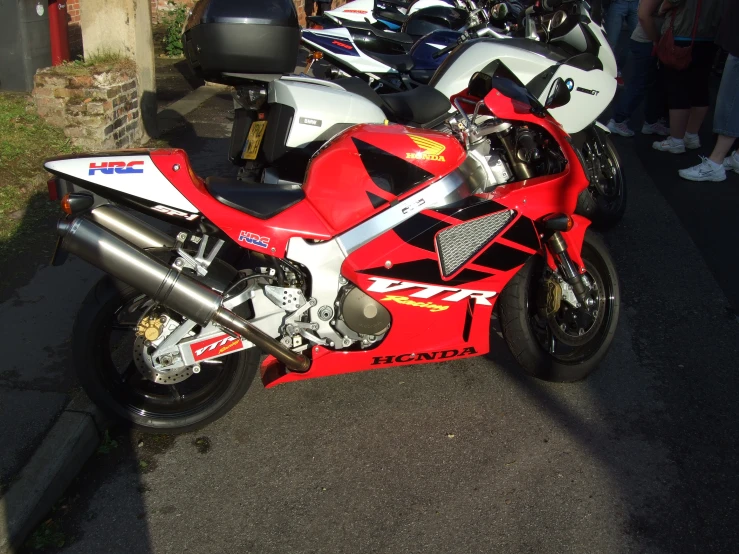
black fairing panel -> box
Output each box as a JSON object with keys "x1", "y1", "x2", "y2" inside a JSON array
[{"x1": 402, "y1": 6, "x2": 467, "y2": 39}]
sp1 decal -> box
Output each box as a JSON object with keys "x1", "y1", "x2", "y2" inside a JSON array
[
  {"x1": 371, "y1": 347, "x2": 477, "y2": 365},
  {"x1": 407, "y1": 135, "x2": 446, "y2": 162},
  {"x1": 366, "y1": 277, "x2": 497, "y2": 305},
  {"x1": 191, "y1": 334, "x2": 243, "y2": 361},
  {"x1": 152, "y1": 205, "x2": 199, "y2": 221},
  {"x1": 239, "y1": 231, "x2": 270, "y2": 248},
  {"x1": 381, "y1": 295, "x2": 449, "y2": 312},
  {"x1": 89, "y1": 161, "x2": 144, "y2": 175}
]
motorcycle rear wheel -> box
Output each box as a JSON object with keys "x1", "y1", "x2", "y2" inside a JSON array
[
  {"x1": 497, "y1": 231, "x2": 620, "y2": 382},
  {"x1": 73, "y1": 277, "x2": 259, "y2": 434}
]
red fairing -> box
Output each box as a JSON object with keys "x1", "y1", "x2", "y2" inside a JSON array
[
  {"x1": 149, "y1": 149, "x2": 333, "y2": 258},
  {"x1": 303, "y1": 123, "x2": 466, "y2": 234}
]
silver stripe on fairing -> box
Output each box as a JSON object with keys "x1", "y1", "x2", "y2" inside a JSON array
[{"x1": 336, "y1": 169, "x2": 472, "y2": 255}]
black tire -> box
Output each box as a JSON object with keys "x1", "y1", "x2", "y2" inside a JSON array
[
  {"x1": 497, "y1": 231, "x2": 620, "y2": 382},
  {"x1": 575, "y1": 128, "x2": 627, "y2": 230},
  {"x1": 73, "y1": 277, "x2": 259, "y2": 434}
]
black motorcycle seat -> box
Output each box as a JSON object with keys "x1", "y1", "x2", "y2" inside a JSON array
[
  {"x1": 205, "y1": 177, "x2": 304, "y2": 220},
  {"x1": 336, "y1": 77, "x2": 451, "y2": 127},
  {"x1": 366, "y1": 51, "x2": 415, "y2": 72},
  {"x1": 342, "y1": 20, "x2": 414, "y2": 44}
]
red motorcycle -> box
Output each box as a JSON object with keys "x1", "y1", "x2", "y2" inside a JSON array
[{"x1": 46, "y1": 62, "x2": 619, "y2": 433}]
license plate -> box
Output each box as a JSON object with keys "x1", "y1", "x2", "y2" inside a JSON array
[{"x1": 242, "y1": 120, "x2": 268, "y2": 160}]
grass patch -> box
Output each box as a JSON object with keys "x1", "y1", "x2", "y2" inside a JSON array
[
  {"x1": 0, "y1": 93, "x2": 76, "y2": 262},
  {"x1": 51, "y1": 50, "x2": 136, "y2": 76}
]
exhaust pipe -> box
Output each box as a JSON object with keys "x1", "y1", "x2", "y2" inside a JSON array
[{"x1": 57, "y1": 217, "x2": 310, "y2": 372}]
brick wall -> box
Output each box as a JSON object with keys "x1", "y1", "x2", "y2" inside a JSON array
[{"x1": 33, "y1": 67, "x2": 142, "y2": 150}]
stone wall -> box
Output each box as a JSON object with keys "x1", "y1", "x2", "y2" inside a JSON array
[{"x1": 32, "y1": 67, "x2": 141, "y2": 151}]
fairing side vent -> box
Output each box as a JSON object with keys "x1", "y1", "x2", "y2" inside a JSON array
[{"x1": 436, "y1": 210, "x2": 515, "y2": 278}]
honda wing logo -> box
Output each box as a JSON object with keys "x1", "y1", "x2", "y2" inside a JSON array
[
  {"x1": 89, "y1": 160, "x2": 144, "y2": 175},
  {"x1": 407, "y1": 135, "x2": 446, "y2": 162}
]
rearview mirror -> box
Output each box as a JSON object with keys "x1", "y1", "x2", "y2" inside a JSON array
[{"x1": 545, "y1": 78, "x2": 571, "y2": 110}]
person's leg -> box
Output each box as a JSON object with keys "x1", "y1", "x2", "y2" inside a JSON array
[
  {"x1": 714, "y1": 54, "x2": 739, "y2": 172},
  {"x1": 708, "y1": 135, "x2": 737, "y2": 164},
  {"x1": 612, "y1": 40, "x2": 653, "y2": 122},
  {"x1": 653, "y1": 61, "x2": 689, "y2": 153},
  {"x1": 604, "y1": 0, "x2": 627, "y2": 51},
  {"x1": 683, "y1": 43, "x2": 717, "y2": 148}
]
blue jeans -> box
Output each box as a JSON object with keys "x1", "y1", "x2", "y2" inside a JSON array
[
  {"x1": 604, "y1": 0, "x2": 638, "y2": 66},
  {"x1": 714, "y1": 54, "x2": 739, "y2": 137},
  {"x1": 613, "y1": 39, "x2": 667, "y2": 125}
]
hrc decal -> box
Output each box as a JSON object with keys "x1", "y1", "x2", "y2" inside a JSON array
[
  {"x1": 371, "y1": 347, "x2": 477, "y2": 366},
  {"x1": 239, "y1": 231, "x2": 270, "y2": 248},
  {"x1": 89, "y1": 160, "x2": 144, "y2": 175},
  {"x1": 381, "y1": 295, "x2": 449, "y2": 312},
  {"x1": 191, "y1": 334, "x2": 243, "y2": 362},
  {"x1": 366, "y1": 277, "x2": 497, "y2": 305},
  {"x1": 407, "y1": 135, "x2": 446, "y2": 162}
]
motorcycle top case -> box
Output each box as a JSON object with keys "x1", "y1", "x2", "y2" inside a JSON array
[{"x1": 184, "y1": 0, "x2": 300, "y2": 83}]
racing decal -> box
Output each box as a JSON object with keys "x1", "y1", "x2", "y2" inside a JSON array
[
  {"x1": 381, "y1": 295, "x2": 449, "y2": 312},
  {"x1": 352, "y1": 138, "x2": 433, "y2": 196},
  {"x1": 407, "y1": 135, "x2": 446, "y2": 162},
  {"x1": 371, "y1": 347, "x2": 477, "y2": 365},
  {"x1": 191, "y1": 334, "x2": 243, "y2": 362},
  {"x1": 151, "y1": 204, "x2": 199, "y2": 221},
  {"x1": 366, "y1": 277, "x2": 497, "y2": 305},
  {"x1": 89, "y1": 160, "x2": 144, "y2": 175},
  {"x1": 332, "y1": 40, "x2": 354, "y2": 51},
  {"x1": 239, "y1": 231, "x2": 270, "y2": 248}
]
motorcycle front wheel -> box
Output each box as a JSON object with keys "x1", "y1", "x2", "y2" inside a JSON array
[
  {"x1": 575, "y1": 126, "x2": 627, "y2": 230},
  {"x1": 497, "y1": 231, "x2": 620, "y2": 382},
  {"x1": 73, "y1": 277, "x2": 259, "y2": 434}
]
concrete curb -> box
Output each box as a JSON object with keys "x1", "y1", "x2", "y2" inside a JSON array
[{"x1": 0, "y1": 392, "x2": 108, "y2": 554}]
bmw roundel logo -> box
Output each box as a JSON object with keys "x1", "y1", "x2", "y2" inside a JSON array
[{"x1": 565, "y1": 79, "x2": 574, "y2": 91}]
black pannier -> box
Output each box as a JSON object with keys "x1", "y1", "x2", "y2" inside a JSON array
[{"x1": 184, "y1": 0, "x2": 300, "y2": 83}]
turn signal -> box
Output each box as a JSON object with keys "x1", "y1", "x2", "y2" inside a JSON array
[
  {"x1": 538, "y1": 213, "x2": 573, "y2": 232},
  {"x1": 311, "y1": 51, "x2": 323, "y2": 60},
  {"x1": 61, "y1": 192, "x2": 95, "y2": 215}
]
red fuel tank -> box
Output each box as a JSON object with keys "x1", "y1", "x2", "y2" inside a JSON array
[{"x1": 303, "y1": 123, "x2": 466, "y2": 235}]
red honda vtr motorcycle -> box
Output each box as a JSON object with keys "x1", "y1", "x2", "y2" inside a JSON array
[{"x1": 46, "y1": 62, "x2": 619, "y2": 433}]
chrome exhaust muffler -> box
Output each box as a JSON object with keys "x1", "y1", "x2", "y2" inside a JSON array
[{"x1": 57, "y1": 216, "x2": 310, "y2": 372}]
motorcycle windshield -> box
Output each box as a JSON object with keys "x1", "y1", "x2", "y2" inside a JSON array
[{"x1": 470, "y1": 60, "x2": 545, "y2": 113}]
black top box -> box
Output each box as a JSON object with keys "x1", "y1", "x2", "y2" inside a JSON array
[{"x1": 184, "y1": 0, "x2": 300, "y2": 83}]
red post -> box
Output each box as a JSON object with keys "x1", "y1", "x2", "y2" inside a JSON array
[{"x1": 48, "y1": 0, "x2": 71, "y2": 65}]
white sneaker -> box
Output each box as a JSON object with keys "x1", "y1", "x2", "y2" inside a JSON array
[
  {"x1": 653, "y1": 137, "x2": 686, "y2": 154},
  {"x1": 642, "y1": 121, "x2": 670, "y2": 136},
  {"x1": 723, "y1": 151, "x2": 739, "y2": 174},
  {"x1": 684, "y1": 133, "x2": 701, "y2": 150},
  {"x1": 607, "y1": 119, "x2": 634, "y2": 137},
  {"x1": 678, "y1": 157, "x2": 726, "y2": 182}
]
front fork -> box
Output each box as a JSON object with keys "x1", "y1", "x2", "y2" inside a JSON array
[{"x1": 547, "y1": 232, "x2": 593, "y2": 306}]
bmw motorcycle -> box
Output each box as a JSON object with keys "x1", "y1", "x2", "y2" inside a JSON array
[{"x1": 46, "y1": 63, "x2": 619, "y2": 433}]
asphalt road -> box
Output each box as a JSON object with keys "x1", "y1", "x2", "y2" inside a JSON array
[{"x1": 17, "y1": 90, "x2": 739, "y2": 553}]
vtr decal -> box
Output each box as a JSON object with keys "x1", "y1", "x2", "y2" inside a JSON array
[
  {"x1": 366, "y1": 277, "x2": 497, "y2": 305},
  {"x1": 191, "y1": 334, "x2": 243, "y2": 362},
  {"x1": 89, "y1": 161, "x2": 144, "y2": 175}
]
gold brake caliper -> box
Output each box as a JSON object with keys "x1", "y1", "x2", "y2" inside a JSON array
[
  {"x1": 136, "y1": 315, "x2": 164, "y2": 342},
  {"x1": 537, "y1": 278, "x2": 562, "y2": 318}
]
